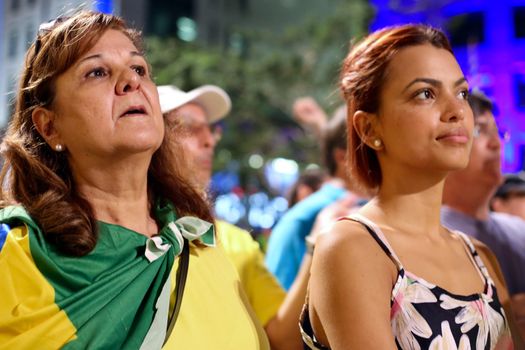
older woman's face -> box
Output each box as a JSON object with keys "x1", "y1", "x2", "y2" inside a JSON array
[{"x1": 50, "y1": 29, "x2": 163, "y2": 164}]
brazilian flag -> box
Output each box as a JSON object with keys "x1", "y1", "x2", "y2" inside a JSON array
[{"x1": 0, "y1": 201, "x2": 213, "y2": 349}]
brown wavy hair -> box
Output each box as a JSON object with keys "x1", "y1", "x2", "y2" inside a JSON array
[
  {"x1": 0, "y1": 11, "x2": 213, "y2": 256},
  {"x1": 340, "y1": 24, "x2": 452, "y2": 193}
]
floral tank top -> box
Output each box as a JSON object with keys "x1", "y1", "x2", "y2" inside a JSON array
[{"x1": 300, "y1": 213, "x2": 510, "y2": 350}]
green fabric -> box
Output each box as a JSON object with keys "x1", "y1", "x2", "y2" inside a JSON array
[{"x1": 0, "y1": 199, "x2": 214, "y2": 349}]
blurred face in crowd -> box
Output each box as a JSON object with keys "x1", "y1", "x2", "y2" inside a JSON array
[
  {"x1": 37, "y1": 29, "x2": 163, "y2": 168},
  {"x1": 447, "y1": 111, "x2": 503, "y2": 192},
  {"x1": 491, "y1": 193, "x2": 525, "y2": 220},
  {"x1": 165, "y1": 103, "x2": 221, "y2": 188}
]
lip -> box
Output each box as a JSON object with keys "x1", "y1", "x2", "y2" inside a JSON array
[
  {"x1": 436, "y1": 127, "x2": 470, "y2": 144},
  {"x1": 197, "y1": 155, "x2": 213, "y2": 168},
  {"x1": 119, "y1": 104, "x2": 148, "y2": 118},
  {"x1": 201, "y1": 159, "x2": 213, "y2": 168}
]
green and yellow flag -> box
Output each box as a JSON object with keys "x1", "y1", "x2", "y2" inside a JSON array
[{"x1": 0, "y1": 200, "x2": 214, "y2": 349}]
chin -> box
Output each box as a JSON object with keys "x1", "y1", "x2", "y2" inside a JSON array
[
  {"x1": 116, "y1": 139, "x2": 162, "y2": 156},
  {"x1": 443, "y1": 157, "x2": 471, "y2": 172}
]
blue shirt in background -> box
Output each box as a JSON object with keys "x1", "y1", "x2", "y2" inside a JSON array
[{"x1": 265, "y1": 183, "x2": 347, "y2": 290}]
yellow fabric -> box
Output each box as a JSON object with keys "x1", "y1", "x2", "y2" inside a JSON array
[
  {"x1": 216, "y1": 220, "x2": 286, "y2": 326},
  {"x1": 164, "y1": 240, "x2": 270, "y2": 350},
  {"x1": 0, "y1": 226, "x2": 77, "y2": 349}
]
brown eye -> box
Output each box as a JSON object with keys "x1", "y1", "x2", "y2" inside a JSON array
[
  {"x1": 415, "y1": 89, "x2": 433, "y2": 100},
  {"x1": 86, "y1": 67, "x2": 107, "y2": 78},
  {"x1": 458, "y1": 90, "x2": 469, "y2": 100},
  {"x1": 132, "y1": 65, "x2": 146, "y2": 76}
]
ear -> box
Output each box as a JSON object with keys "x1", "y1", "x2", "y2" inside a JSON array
[
  {"x1": 32, "y1": 107, "x2": 62, "y2": 148},
  {"x1": 490, "y1": 198, "x2": 503, "y2": 212},
  {"x1": 353, "y1": 110, "x2": 382, "y2": 149}
]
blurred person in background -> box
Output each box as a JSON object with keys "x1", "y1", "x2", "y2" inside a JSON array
[
  {"x1": 286, "y1": 167, "x2": 327, "y2": 208},
  {"x1": 491, "y1": 172, "x2": 525, "y2": 220},
  {"x1": 0, "y1": 11, "x2": 269, "y2": 349},
  {"x1": 442, "y1": 90, "x2": 525, "y2": 338},
  {"x1": 158, "y1": 84, "x2": 307, "y2": 350},
  {"x1": 265, "y1": 103, "x2": 364, "y2": 290},
  {"x1": 303, "y1": 24, "x2": 523, "y2": 349}
]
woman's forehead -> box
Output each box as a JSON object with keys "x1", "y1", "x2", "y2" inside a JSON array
[{"x1": 384, "y1": 44, "x2": 463, "y2": 86}]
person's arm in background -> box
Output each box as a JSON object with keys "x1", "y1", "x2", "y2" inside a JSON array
[
  {"x1": 511, "y1": 293, "x2": 525, "y2": 341},
  {"x1": 292, "y1": 97, "x2": 328, "y2": 141},
  {"x1": 265, "y1": 216, "x2": 306, "y2": 290},
  {"x1": 264, "y1": 253, "x2": 311, "y2": 350},
  {"x1": 475, "y1": 241, "x2": 525, "y2": 349}
]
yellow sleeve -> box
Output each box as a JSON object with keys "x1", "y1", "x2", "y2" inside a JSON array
[{"x1": 216, "y1": 220, "x2": 286, "y2": 326}]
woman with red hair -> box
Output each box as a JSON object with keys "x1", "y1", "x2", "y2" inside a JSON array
[{"x1": 301, "y1": 24, "x2": 523, "y2": 349}]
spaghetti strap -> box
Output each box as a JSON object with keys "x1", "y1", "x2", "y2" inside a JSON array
[
  {"x1": 451, "y1": 230, "x2": 493, "y2": 284},
  {"x1": 342, "y1": 213, "x2": 404, "y2": 272}
]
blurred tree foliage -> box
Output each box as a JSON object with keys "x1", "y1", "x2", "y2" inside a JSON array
[{"x1": 146, "y1": 1, "x2": 374, "y2": 191}]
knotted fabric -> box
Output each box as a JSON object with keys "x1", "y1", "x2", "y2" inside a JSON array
[
  {"x1": 0, "y1": 198, "x2": 215, "y2": 349},
  {"x1": 146, "y1": 216, "x2": 215, "y2": 262}
]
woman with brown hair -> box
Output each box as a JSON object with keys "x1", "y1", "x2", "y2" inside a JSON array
[
  {"x1": 301, "y1": 24, "x2": 524, "y2": 349},
  {"x1": 0, "y1": 11, "x2": 268, "y2": 349}
]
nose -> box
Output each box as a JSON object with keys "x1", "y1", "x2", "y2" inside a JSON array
[
  {"x1": 115, "y1": 69, "x2": 140, "y2": 95},
  {"x1": 487, "y1": 128, "x2": 502, "y2": 151},
  {"x1": 440, "y1": 93, "x2": 468, "y2": 123},
  {"x1": 201, "y1": 127, "x2": 218, "y2": 149}
]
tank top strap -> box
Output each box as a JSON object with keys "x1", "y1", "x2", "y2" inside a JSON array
[
  {"x1": 451, "y1": 230, "x2": 493, "y2": 284},
  {"x1": 341, "y1": 213, "x2": 404, "y2": 272}
]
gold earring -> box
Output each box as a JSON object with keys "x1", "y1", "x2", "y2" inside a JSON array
[{"x1": 373, "y1": 139, "x2": 382, "y2": 148}]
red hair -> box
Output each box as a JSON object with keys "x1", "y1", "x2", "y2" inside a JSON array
[{"x1": 340, "y1": 24, "x2": 453, "y2": 193}]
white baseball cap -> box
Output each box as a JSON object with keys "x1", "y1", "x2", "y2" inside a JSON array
[{"x1": 157, "y1": 85, "x2": 232, "y2": 123}]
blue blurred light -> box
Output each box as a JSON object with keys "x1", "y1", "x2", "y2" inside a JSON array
[
  {"x1": 264, "y1": 157, "x2": 299, "y2": 196},
  {"x1": 214, "y1": 193, "x2": 245, "y2": 224},
  {"x1": 177, "y1": 17, "x2": 198, "y2": 42},
  {"x1": 95, "y1": 0, "x2": 113, "y2": 14},
  {"x1": 272, "y1": 196, "x2": 289, "y2": 212}
]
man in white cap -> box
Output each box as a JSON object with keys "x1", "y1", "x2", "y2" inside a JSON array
[
  {"x1": 157, "y1": 85, "x2": 231, "y2": 187},
  {"x1": 158, "y1": 84, "x2": 304, "y2": 350}
]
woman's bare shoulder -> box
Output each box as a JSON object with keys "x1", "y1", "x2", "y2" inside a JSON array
[
  {"x1": 317, "y1": 217, "x2": 374, "y2": 246},
  {"x1": 314, "y1": 217, "x2": 396, "y2": 279},
  {"x1": 308, "y1": 216, "x2": 398, "y2": 349}
]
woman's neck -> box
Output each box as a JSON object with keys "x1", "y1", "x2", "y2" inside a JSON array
[
  {"x1": 71, "y1": 157, "x2": 158, "y2": 237},
  {"x1": 362, "y1": 179, "x2": 445, "y2": 238}
]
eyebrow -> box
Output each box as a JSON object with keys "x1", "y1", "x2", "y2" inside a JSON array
[
  {"x1": 78, "y1": 50, "x2": 144, "y2": 64},
  {"x1": 402, "y1": 77, "x2": 468, "y2": 92}
]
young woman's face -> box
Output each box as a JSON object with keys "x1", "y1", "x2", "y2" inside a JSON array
[
  {"x1": 375, "y1": 44, "x2": 473, "y2": 176},
  {"x1": 51, "y1": 29, "x2": 164, "y2": 164}
]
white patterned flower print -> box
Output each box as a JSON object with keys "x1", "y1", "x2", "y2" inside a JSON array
[
  {"x1": 439, "y1": 284, "x2": 508, "y2": 349},
  {"x1": 391, "y1": 272, "x2": 437, "y2": 350},
  {"x1": 429, "y1": 321, "x2": 471, "y2": 350}
]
